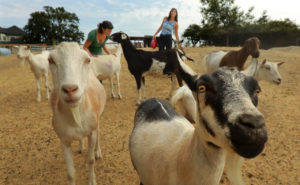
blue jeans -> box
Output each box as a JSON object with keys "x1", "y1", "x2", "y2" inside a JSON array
[{"x1": 158, "y1": 34, "x2": 172, "y2": 51}]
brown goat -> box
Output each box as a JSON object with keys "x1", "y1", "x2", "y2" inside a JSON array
[{"x1": 219, "y1": 37, "x2": 260, "y2": 70}]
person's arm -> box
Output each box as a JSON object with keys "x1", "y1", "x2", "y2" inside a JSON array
[
  {"x1": 153, "y1": 17, "x2": 167, "y2": 40},
  {"x1": 174, "y1": 22, "x2": 179, "y2": 41},
  {"x1": 83, "y1": 39, "x2": 93, "y2": 57}
]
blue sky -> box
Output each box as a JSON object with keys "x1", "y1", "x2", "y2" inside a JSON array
[{"x1": 0, "y1": 0, "x2": 299, "y2": 41}]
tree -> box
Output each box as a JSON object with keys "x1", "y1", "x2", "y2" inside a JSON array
[
  {"x1": 183, "y1": 24, "x2": 201, "y2": 46},
  {"x1": 200, "y1": 0, "x2": 254, "y2": 45},
  {"x1": 23, "y1": 6, "x2": 84, "y2": 44}
]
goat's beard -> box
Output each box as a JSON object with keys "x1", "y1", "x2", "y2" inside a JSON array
[{"x1": 70, "y1": 106, "x2": 82, "y2": 128}]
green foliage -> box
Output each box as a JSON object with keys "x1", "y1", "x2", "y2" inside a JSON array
[
  {"x1": 182, "y1": 0, "x2": 300, "y2": 48},
  {"x1": 23, "y1": 6, "x2": 84, "y2": 44}
]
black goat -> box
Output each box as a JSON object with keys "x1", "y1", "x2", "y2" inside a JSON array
[{"x1": 110, "y1": 31, "x2": 196, "y2": 105}]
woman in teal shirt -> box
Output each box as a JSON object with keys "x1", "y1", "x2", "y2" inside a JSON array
[{"x1": 83, "y1": 20, "x2": 115, "y2": 56}]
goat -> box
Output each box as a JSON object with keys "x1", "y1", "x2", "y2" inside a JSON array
[
  {"x1": 130, "y1": 67, "x2": 268, "y2": 185},
  {"x1": 204, "y1": 37, "x2": 260, "y2": 72},
  {"x1": 15, "y1": 46, "x2": 51, "y2": 102},
  {"x1": 91, "y1": 43, "x2": 123, "y2": 99},
  {"x1": 171, "y1": 58, "x2": 283, "y2": 184},
  {"x1": 110, "y1": 31, "x2": 195, "y2": 105},
  {"x1": 49, "y1": 42, "x2": 106, "y2": 185},
  {"x1": 242, "y1": 58, "x2": 284, "y2": 85}
]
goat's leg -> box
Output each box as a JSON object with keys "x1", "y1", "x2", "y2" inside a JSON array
[
  {"x1": 142, "y1": 77, "x2": 146, "y2": 100},
  {"x1": 167, "y1": 75, "x2": 176, "y2": 100},
  {"x1": 225, "y1": 152, "x2": 245, "y2": 185},
  {"x1": 95, "y1": 123, "x2": 102, "y2": 159},
  {"x1": 61, "y1": 141, "x2": 76, "y2": 185},
  {"x1": 45, "y1": 73, "x2": 50, "y2": 100},
  {"x1": 87, "y1": 130, "x2": 97, "y2": 185},
  {"x1": 116, "y1": 72, "x2": 122, "y2": 99},
  {"x1": 35, "y1": 78, "x2": 41, "y2": 102},
  {"x1": 134, "y1": 75, "x2": 142, "y2": 105},
  {"x1": 109, "y1": 77, "x2": 116, "y2": 98}
]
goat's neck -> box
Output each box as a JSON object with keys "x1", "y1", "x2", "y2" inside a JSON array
[
  {"x1": 27, "y1": 52, "x2": 39, "y2": 69},
  {"x1": 237, "y1": 47, "x2": 250, "y2": 64},
  {"x1": 243, "y1": 60, "x2": 259, "y2": 78},
  {"x1": 120, "y1": 39, "x2": 137, "y2": 61},
  {"x1": 177, "y1": 123, "x2": 226, "y2": 185}
]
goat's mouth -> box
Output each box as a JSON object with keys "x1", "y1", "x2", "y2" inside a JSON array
[
  {"x1": 273, "y1": 80, "x2": 281, "y2": 85},
  {"x1": 64, "y1": 97, "x2": 81, "y2": 105},
  {"x1": 230, "y1": 126, "x2": 268, "y2": 158}
]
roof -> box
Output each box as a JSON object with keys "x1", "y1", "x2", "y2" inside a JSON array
[{"x1": 0, "y1": 26, "x2": 26, "y2": 36}]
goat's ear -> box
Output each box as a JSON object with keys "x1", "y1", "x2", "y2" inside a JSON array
[
  {"x1": 121, "y1": 33, "x2": 127, "y2": 40},
  {"x1": 262, "y1": 59, "x2": 267, "y2": 65},
  {"x1": 180, "y1": 39, "x2": 184, "y2": 43},
  {"x1": 277, "y1": 62, "x2": 284, "y2": 66},
  {"x1": 184, "y1": 75, "x2": 199, "y2": 92}
]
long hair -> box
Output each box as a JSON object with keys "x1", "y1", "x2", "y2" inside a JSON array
[
  {"x1": 98, "y1": 20, "x2": 114, "y2": 33},
  {"x1": 167, "y1": 8, "x2": 178, "y2": 22}
]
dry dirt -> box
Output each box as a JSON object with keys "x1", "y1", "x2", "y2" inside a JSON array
[{"x1": 0, "y1": 46, "x2": 299, "y2": 185}]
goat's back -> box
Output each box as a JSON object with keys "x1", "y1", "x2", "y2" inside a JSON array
[{"x1": 203, "y1": 51, "x2": 227, "y2": 73}]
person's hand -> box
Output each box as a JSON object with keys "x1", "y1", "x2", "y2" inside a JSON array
[{"x1": 152, "y1": 35, "x2": 157, "y2": 40}]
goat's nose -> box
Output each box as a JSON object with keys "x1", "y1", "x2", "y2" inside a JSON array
[
  {"x1": 238, "y1": 113, "x2": 265, "y2": 129},
  {"x1": 278, "y1": 78, "x2": 282, "y2": 83},
  {"x1": 62, "y1": 85, "x2": 78, "y2": 94}
]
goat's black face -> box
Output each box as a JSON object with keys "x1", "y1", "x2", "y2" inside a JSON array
[
  {"x1": 192, "y1": 67, "x2": 267, "y2": 158},
  {"x1": 110, "y1": 31, "x2": 128, "y2": 43}
]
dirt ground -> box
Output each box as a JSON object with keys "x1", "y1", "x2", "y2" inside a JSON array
[{"x1": 0, "y1": 46, "x2": 299, "y2": 185}]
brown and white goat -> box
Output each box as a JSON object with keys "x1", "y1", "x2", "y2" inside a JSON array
[
  {"x1": 130, "y1": 67, "x2": 268, "y2": 185},
  {"x1": 49, "y1": 42, "x2": 106, "y2": 185},
  {"x1": 204, "y1": 37, "x2": 260, "y2": 72}
]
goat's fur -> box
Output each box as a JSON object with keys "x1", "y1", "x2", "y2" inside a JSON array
[
  {"x1": 91, "y1": 44, "x2": 123, "y2": 98},
  {"x1": 49, "y1": 42, "x2": 106, "y2": 185},
  {"x1": 15, "y1": 46, "x2": 51, "y2": 102},
  {"x1": 130, "y1": 67, "x2": 268, "y2": 185}
]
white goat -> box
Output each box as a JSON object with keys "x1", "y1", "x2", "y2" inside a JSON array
[
  {"x1": 91, "y1": 44, "x2": 123, "y2": 99},
  {"x1": 15, "y1": 46, "x2": 50, "y2": 102},
  {"x1": 130, "y1": 67, "x2": 268, "y2": 185},
  {"x1": 242, "y1": 58, "x2": 284, "y2": 84},
  {"x1": 202, "y1": 51, "x2": 227, "y2": 73},
  {"x1": 49, "y1": 42, "x2": 106, "y2": 185}
]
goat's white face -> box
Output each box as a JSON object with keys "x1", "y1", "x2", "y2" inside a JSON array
[
  {"x1": 191, "y1": 67, "x2": 267, "y2": 158},
  {"x1": 49, "y1": 42, "x2": 90, "y2": 107},
  {"x1": 17, "y1": 46, "x2": 30, "y2": 59},
  {"x1": 260, "y1": 60, "x2": 284, "y2": 85}
]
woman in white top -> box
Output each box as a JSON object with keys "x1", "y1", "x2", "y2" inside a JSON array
[{"x1": 153, "y1": 8, "x2": 180, "y2": 51}]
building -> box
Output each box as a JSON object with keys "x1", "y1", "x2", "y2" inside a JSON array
[{"x1": 0, "y1": 25, "x2": 26, "y2": 44}]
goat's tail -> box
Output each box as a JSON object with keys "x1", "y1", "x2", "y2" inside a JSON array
[{"x1": 171, "y1": 85, "x2": 197, "y2": 123}]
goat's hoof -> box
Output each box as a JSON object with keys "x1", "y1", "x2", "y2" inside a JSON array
[
  {"x1": 166, "y1": 97, "x2": 171, "y2": 101},
  {"x1": 95, "y1": 150, "x2": 102, "y2": 159},
  {"x1": 36, "y1": 98, "x2": 41, "y2": 102},
  {"x1": 136, "y1": 102, "x2": 141, "y2": 106},
  {"x1": 118, "y1": 95, "x2": 122, "y2": 99}
]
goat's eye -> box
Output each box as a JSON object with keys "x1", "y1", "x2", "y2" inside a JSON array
[
  {"x1": 256, "y1": 89, "x2": 261, "y2": 94},
  {"x1": 48, "y1": 58, "x2": 55, "y2": 65},
  {"x1": 265, "y1": 66, "x2": 271, "y2": 70},
  {"x1": 198, "y1": 85, "x2": 206, "y2": 93}
]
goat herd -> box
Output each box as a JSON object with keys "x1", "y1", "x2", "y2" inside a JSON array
[{"x1": 12, "y1": 31, "x2": 285, "y2": 185}]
